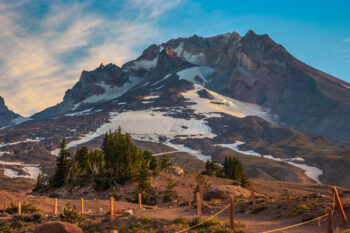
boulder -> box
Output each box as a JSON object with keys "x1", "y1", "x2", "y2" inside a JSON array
[
  {"x1": 122, "y1": 209, "x2": 134, "y2": 216},
  {"x1": 204, "y1": 185, "x2": 251, "y2": 200},
  {"x1": 34, "y1": 221, "x2": 82, "y2": 233}
]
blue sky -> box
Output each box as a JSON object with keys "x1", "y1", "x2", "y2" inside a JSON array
[{"x1": 0, "y1": 0, "x2": 349, "y2": 116}]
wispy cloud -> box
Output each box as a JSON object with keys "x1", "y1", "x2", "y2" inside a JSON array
[
  {"x1": 0, "y1": 0, "x2": 181, "y2": 116},
  {"x1": 343, "y1": 38, "x2": 350, "y2": 42}
]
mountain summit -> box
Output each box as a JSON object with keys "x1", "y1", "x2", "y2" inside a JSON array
[{"x1": 33, "y1": 30, "x2": 350, "y2": 143}]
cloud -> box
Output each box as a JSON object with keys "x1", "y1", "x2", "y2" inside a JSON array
[
  {"x1": 343, "y1": 38, "x2": 350, "y2": 42},
  {"x1": 130, "y1": 0, "x2": 183, "y2": 18},
  {"x1": 0, "y1": 0, "x2": 178, "y2": 116}
]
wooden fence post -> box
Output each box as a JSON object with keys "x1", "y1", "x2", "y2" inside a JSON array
[
  {"x1": 188, "y1": 188, "x2": 192, "y2": 207},
  {"x1": 54, "y1": 198, "x2": 58, "y2": 215},
  {"x1": 138, "y1": 193, "x2": 142, "y2": 210},
  {"x1": 81, "y1": 198, "x2": 84, "y2": 215},
  {"x1": 332, "y1": 186, "x2": 348, "y2": 225},
  {"x1": 3, "y1": 203, "x2": 5, "y2": 215},
  {"x1": 230, "y1": 195, "x2": 234, "y2": 232},
  {"x1": 110, "y1": 196, "x2": 115, "y2": 222},
  {"x1": 18, "y1": 201, "x2": 21, "y2": 215},
  {"x1": 196, "y1": 192, "x2": 202, "y2": 218},
  {"x1": 326, "y1": 207, "x2": 333, "y2": 233},
  {"x1": 285, "y1": 189, "x2": 293, "y2": 216}
]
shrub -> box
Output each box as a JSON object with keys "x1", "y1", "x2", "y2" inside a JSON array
[
  {"x1": 251, "y1": 205, "x2": 267, "y2": 214},
  {"x1": 171, "y1": 217, "x2": 186, "y2": 226},
  {"x1": 293, "y1": 203, "x2": 309, "y2": 216},
  {"x1": 60, "y1": 202, "x2": 82, "y2": 223},
  {"x1": 6, "y1": 202, "x2": 40, "y2": 214}
]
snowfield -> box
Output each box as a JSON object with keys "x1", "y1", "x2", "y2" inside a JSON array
[
  {"x1": 131, "y1": 57, "x2": 158, "y2": 71},
  {"x1": 177, "y1": 67, "x2": 214, "y2": 85},
  {"x1": 0, "y1": 160, "x2": 41, "y2": 179},
  {"x1": 58, "y1": 110, "x2": 216, "y2": 152},
  {"x1": 216, "y1": 141, "x2": 323, "y2": 184},
  {"x1": 182, "y1": 85, "x2": 274, "y2": 122},
  {"x1": 173, "y1": 41, "x2": 206, "y2": 65},
  {"x1": 0, "y1": 137, "x2": 44, "y2": 148},
  {"x1": 73, "y1": 77, "x2": 142, "y2": 110}
]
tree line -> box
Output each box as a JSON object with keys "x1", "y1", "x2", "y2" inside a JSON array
[{"x1": 35, "y1": 128, "x2": 173, "y2": 201}]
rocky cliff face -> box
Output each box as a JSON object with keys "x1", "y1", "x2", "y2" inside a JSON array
[{"x1": 0, "y1": 96, "x2": 26, "y2": 128}]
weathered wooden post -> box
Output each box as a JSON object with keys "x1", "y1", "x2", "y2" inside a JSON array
[
  {"x1": 18, "y1": 201, "x2": 21, "y2": 215},
  {"x1": 188, "y1": 188, "x2": 192, "y2": 207},
  {"x1": 138, "y1": 193, "x2": 142, "y2": 210},
  {"x1": 229, "y1": 195, "x2": 235, "y2": 232},
  {"x1": 81, "y1": 198, "x2": 84, "y2": 215},
  {"x1": 326, "y1": 207, "x2": 333, "y2": 233},
  {"x1": 110, "y1": 196, "x2": 115, "y2": 222},
  {"x1": 332, "y1": 186, "x2": 348, "y2": 225},
  {"x1": 285, "y1": 189, "x2": 293, "y2": 216},
  {"x1": 196, "y1": 192, "x2": 202, "y2": 218},
  {"x1": 54, "y1": 198, "x2": 58, "y2": 215}
]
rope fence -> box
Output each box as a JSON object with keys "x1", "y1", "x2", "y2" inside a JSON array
[{"x1": 0, "y1": 186, "x2": 346, "y2": 233}]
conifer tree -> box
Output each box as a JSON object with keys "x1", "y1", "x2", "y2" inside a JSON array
[
  {"x1": 137, "y1": 158, "x2": 151, "y2": 193},
  {"x1": 223, "y1": 156, "x2": 245, "y2": 184},
  {"x1": 52, "y1": 139, "x2": 72, "y2": 187}
]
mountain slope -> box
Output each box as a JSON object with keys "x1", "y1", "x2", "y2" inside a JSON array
[{"x1": 0, "y1": 96, "x2": 29, "y2": 129}]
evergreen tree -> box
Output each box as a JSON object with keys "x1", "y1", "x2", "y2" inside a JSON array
[
  {"x1": 75, "y1": 147, "x2": 89, "y2": 170},
  {"x1": 102, "y1": 129, "x2": 143, "y2": 183},
  {"x1": 137, "y1": 158, "x2": 151, "y2": 194},
  {"x1": 223, "y1": 156, "x2": 246, "y2": 185},
  {"x1": 159, "y1": 155, "x2": 173, "y2": 173},
  {"x1": 202, "y1": 160, "x2": 222, "y2": 177},
  {"x1": 33, "y1": 169, "x2": 45, "y2": 191},
  {"x1": 51, "y1": 139, "x2": 72, "y2": 187},
  {"x1": 163, "y1": 179, "x2": 178, "y2": 202}
]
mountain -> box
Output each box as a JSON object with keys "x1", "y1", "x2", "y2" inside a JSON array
[
  {"x1": 1, "y1": 30, "x2": 350, "y2": 191},
  {"x1": 0, "y1": 96, "x2": 29, "y2": 129}
]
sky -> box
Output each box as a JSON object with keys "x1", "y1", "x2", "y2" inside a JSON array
[{"x1": 0, "y1": 0, "x2": 350, "y2": 116}]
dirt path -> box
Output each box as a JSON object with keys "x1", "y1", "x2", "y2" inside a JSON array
[{"x1": 139, "y1": 206, "x2": 347, "y2": 233}]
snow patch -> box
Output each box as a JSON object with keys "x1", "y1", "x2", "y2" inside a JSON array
[
  {"x1": 152, "y1": 74, "x2": 171, "y2": 86},
  {"x1": 65, "y1": 109, "x2": 92, "y2": 117},
  {"x1": 12, "y1": 116, "x2": 32, "y2": 125},
  {"x1": 0, "y1": 137, "x2": 44, "y2": 148},
  {"x1": 144, "y1": 95, "x2": 159, "y2": 100},
  {"x1": 216, "y1": 141, "x2": 323, "y2": 184},
  {"x1": 182, "y1": 85, "x2": 274, "y2": 122},
  {"x1": 177, "y1": 67, "x2": 214, "y2": 85},
  {"x1": 82, "y1": 77, "x2": 142, "y2": 104},
  {"x1": 163, "y1": 140, "x2": 211, "y2": 161},
  {"x1": 341, "y1": 83, "x2": 350, "y2": 89},
  {"x1": 131, "y1": 57, "x2": 158, "y2": 71},
  {"x1": 0, "y1": 151, "x2": 11, "y2": 157},
  {"x1": 173, "y1": 42, "x2": 206, "y2": 64},
  {"x1": 0, "y1": 160, "x2": 41, "y2": 179}
]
